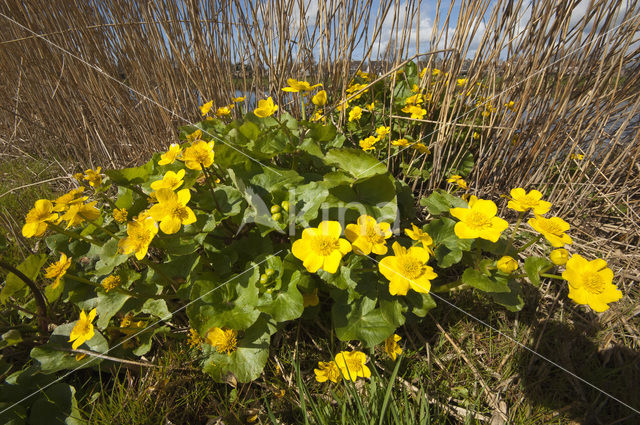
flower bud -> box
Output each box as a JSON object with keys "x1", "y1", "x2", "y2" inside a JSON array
[
  {"x1": 497, "y1": 256, "x2": 518, "y2": 274},
  {"x1": 550, "y1": 248, "x2": 569, "y2": 265},
  {"x1": 270, "y1": 205, "x2": 281, "y2": 214}
]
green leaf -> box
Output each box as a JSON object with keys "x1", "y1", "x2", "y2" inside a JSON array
[
  {"x1": 93, "y1": 239, "x2": 129, "y2": 276},
  {"x1": 105, "y1": 160, "x2": 153, "y2": 185},
  {"x1": 28, "y1": 383, "x2": 84, "y2": 425},
  {"x1": 405, "y1": 292, "x2": 437, "y2": 317},
  {"x1": 31, "y1": 323, "x2": 109, "y2": 373},
  {"x1": 461, "y1": 268, "x2": 510, "y2": 293},
  {"x1": 258, "y1": 270, "x2": 304, "y2": 323},
  {"x1": 433, "y1": 244, "x2": 463, "y2": 268},
  {"x1": 141, "y1": 299, "x2": 171, "y2": 320},
  {"x1": 332, "y1": 297, "x2": 399, "y2": 346},
  {"x1": 1, "y1": 254, "x2": 47, "y2": 303},
  {"x1": 325, "y1": 148, "x2": 387, "y2": 179},
  {"x1": 306, "y1": 122, "x2": 337, "y2": 142},
  {"x1": 2, "y1": 330, "x2": 23, "y2": 347},
  {"x1": 489, "y1": 280, "x2": 525, "y2": 312},
  {"x1": 96, "y1": 291, "x2": 130, "y2": 329},
  {"x1": 202, "y1": 317, "x2": 272, "y2": 383},
  {"x1": 420, "y1": 190, "x2": 467, "y2": 216},
  {"x1": 238, "y1": 121, "x2": 260, "y2": 141},
  {"x1": 427, "y1": 217, "x2": 473, "y2": 251},
  {"x1": 524, "y1": 256, "x2": 552, "y2": 287}
]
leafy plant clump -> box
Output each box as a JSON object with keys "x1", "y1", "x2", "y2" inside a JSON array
[{"x1": 2, "y1": 63, "x2": 621, "y2": 414}]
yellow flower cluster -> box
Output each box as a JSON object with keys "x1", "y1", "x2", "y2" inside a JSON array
[
  {"x1": 206, "y1": 327, "x2": 238, "y2": 355},
  {"x1": 314, "y1": 350, "x2": 371, "y2": 383}
]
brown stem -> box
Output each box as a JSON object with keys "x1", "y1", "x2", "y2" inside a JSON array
[{"x1": 0, "y1": 260, "x2": 49, "y2": 335}]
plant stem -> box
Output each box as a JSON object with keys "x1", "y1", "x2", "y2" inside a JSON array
[
  {"x1": 504, "y1": 211, "x2": 525, "y2": 255},
  {"x1": 431, "y1": 280, "x2": 465, "y2": 293},
  {"x1": 517, "y1": 234, "x2": 543, "y2": 253},
  {"x1": 0, "y1": 260, "x2": 48, "y2": 335},
  {"x1": 540, "y1": 273, "x2": 563, "y2": 280}
]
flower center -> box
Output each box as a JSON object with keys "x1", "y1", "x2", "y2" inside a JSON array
[
  {"x1": 172, "y1": 205, "x2": 190, "y2": 221},
  {"x1": 194, "y1": 149, "x2": 210, "y2": 164},
  {"x1": 583, "y1": 272, "x2": 604, "y2": 294},
  {"x1": 365, "y1": 225, "x2": 385, "y2": 244},
  {"x1": 466, "y1": 211, "x2": 491, "y2": 229},
  {"x1": 134, "y1": 229, "x2": 153, "y2": 245},
  {"x1": 519, "y1": 196, "x2": 538, "y2": 209},
  {"x1": 311, "y1": 235, "x2": 339, "y2": 256},
  {"x1": 76, "y1": 321, "x2": 91, "y2": 336},
  {"x1": 541, "y1": 221, "x2": 563, "y2": 234},
  {"x1": 397, "y1": 256, "x2": 424, "y2": 279}
]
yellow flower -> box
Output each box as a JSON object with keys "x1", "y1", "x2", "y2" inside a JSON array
[
  {"x1": 311, "y1": 110, "x2": 325, "y2": 122},
  {"x1": 562, "y1": 254, "x2": 622, "y2": 312},
  {"x1": 528, "y1": 215, "x2": 572, "y2": 247},
  {"x1": 314, "y1": 361, "x2": 341, "y2": 383},
  {"x1": 570, "y1": 153, "x2": 584, "y2": 160},
  {"x1": 404, "y1": 223, "x2": 434, "y2": 251},
  {"x1": 22, "y1": 199, "x2": 58, "y2": 238},
  {"x1": 419, "y1": 68, "x2": 427, "y2": 78},
  {"x1": 200, "y1": 100, "x2": 214, "y2": 116},
  {"x1": 550, "y1": 248, "x2": 569, "y2": 265},
  {"x1": 505, "y1": 100, "x2": 515, "y2": 110},
  {"x1": 446, "y1": 175, "x2": 468, "y2": 190},
  {"x1": 376, "y1": 126, "x2": 390, "y2": 138},
  {"x1": 473, "y1": 131, "x2": 480, "y2": 140},
  {"x1": 450, "y1": 199, "x2": 509, "y2": 242},
  {"x1": 366, "y1": 102, "x2": 375, "y2": 111},
  {"x1": 232, "y1": 96, "x2": 245, "y2": 103},
  {"x1": 359, "y1": 136, "x2": 378, "y2": 152},
  {"x1": 149, "y1": 188, "x2": 197, "y2": 234},
  {"x1": 508, "y1": 188, "x2": 552, "y2": 215},
  {"x1": 118, "y1": 213, "x2": 158, "y2": 260},
  {"x1": 497, "y1": 256, "x2": 518, "y2": 274},
  {"x1": 336, "y1": 100, "x2": 350, "y2": 111},
  {"x1": 401, "y1": 105, "x2": 426, "y2": 119},
  {"x1": 216, "y1": 105, "x2": 232, "y2": 117},
  {"x1": 150, "y1": 169, "x2": 186, "y2": 191},
  {"x1": 334, "y1": 351, "x2": 371, "y2": 381},
  {"x1": 188, "y1": 328, "x2": 204, "y2": 348},
  {"x1": 391, "y1": 138, "x2": 409, "y2": 147},
  {"x1": 69, "y1": 308, "x2": 97, "y2": 350},
  {"x1": 348, "y1": 106, "x2": 362, "y2": 122},
  {"x1": 182, "y1": 140, "x2": 215, "y2": 170},
  {"x1": 282, "y1": 78, "x2": 322, "y2": 92},
  {"x1": 292, "y1": 221, "x2": 352, "y2": 274},
  {"x1": 186, "y1": 129, "x2": 202, "y2": 143},
  {"x1": 456, "y1": 78, "x2": 468, "y2": 87},
  {"x1": 405, "y1": 93, "x2": 424, "y2": 105},
  {"x1": 378, "y1": 242, "x2": 437, "y2": 296},
  {"x1": 302, "y1": 288, "x2": 319, "y2": 307},
  {"x1": 432, "y1": 68, "x2": 441, "y2": 77},
  {"x1": 344, "y1": 215, "x2": 392, "y2": 255},
  {"x1": 356, "y1": 70, "x2": 371, "y2": 80},
  {"x1": 60, "y1": 201, "x2": 100, "y2": 229},
  {"x1": 101, "y1": 275, "x2": 121, "y2": 292},
  {"x1": 52, "y1": 188, "x2": 87, "y2": 212},
  {"x1": 413, "y1": 143, "x2": 430, "y2": 154},
  {"x1": 83, "y1": 167, "x2": 103, "y2": 187},
  {"x1": 312, "y1": 90, "x2": 327, "y2": 106},
  {"x1": 44, "y1": 253, "x2": 72, "y2": 289},
  {"x1": 158, "y1": 143, "x2": 182, "y2": 165},
  {"x1": 254, "y1": 97, "x2": 278, "y2": 117},
  {"x1": 73, "y1": 172, "x2": 84, "y2": 182},
  {"x1": 206, "y1": 327, "x2": 238, "y2": 355},
  {"x1": 113, "y1": 208, "x2": 128, "y2": 224},
  {"x1": 384, "y1": 334, "x2": 402, "y2": 360}
]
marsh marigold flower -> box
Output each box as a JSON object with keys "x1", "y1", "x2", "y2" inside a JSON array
[
  {"x1": 206, "y1": 327, "x2": 238, "y2": 355},
  {"x1": 186, "y1": 129, "x2": 202, "y2": 143},
  {"x1": 348, "y1": 106, "x2": 362, "y2": 122},
  {"x1": 405, "y1": 224, "x2": 434, "y2": 251},
  {"x1": 379, "y1": 242, "x2": 437, "y2": 296},
  {"x1": 292, "y1": 221, "x2": 352, "y2": 274},
  {"x1": 562, "y1": 254, "x2": 622, "y2": 312},
  {"x1": 83, "y1": 167, "x2": 103, "y2": 187},
  {"x1": 385, "y1": 334, "x2": 402, "y2": 361},
  {"x1": 158, "y1": 143, "x2": 182, "y2": 165},
  {"x1": 314, "y1": 361, "x2": 341, "y2": 383},
  {"x1": 45, "y1": 253, "x2": 72, "y2": 289},
  {"x1": 344, "y1": 215, "x2": 392, "y2": 255},
  {"x1": 150, "y1": 169, "x2": 185, "y2": 191},
  {"x1": 497, "y1": 256, "x2": 518, "y2": 274},
  {"x1": 118, "y1": 213, "x2": 158, "y2": 260},
  {"x1": 402, "y1": 105, "x2": 427, "y2": 120},
  {"x1": 254, "y1": 97, "x2": 278, "y2": 117},
  {"x1": 232, "y1": 96, "x2": 245, "y2": 103},
  {"x1": 113, "y1": 208, "x2": 128, "y2": 224},
  {"x1": 376, "y1": 126, "x2": 390, "y2": 138},
  {"x1": 149, "y1": 188, "x2": 197, "y2": 234},
  {"x1": 528, "y1": 215, "x2": 572, "y2": 247},
  {"x1": 188, "y1": 328, "x2": 204, "y2": 348},
  {"x1": 281, "y1": 78, "x2": 322, "y2": 92},
  {"x1": 391, "y1": 138, "x2": 409, "y2": 147},
  {"x1": 335, "y1": 351, "x2": 371, "y2": 381},
  {"x1": 216, "y1": 105, "x2": 232, "y2": 117},
  {"x1": 60, "y1": 201, "x2": 100, "y2": 229},
  {"x1": 22, "y1": 199, "x2": 58, "y2": 238},
  {"x1": 413, "y1": 143, "x2": 430, "y2": 154},
  {"x1": 359, "y1": 136, "x2": 377, "y2": 152},
  {"x1": 101, "y1": 275, "x2": 121, "y2": 292},
  {"x1": 52, "y1": 188, "x2": 87, "y2": 212},
  {"x1": 182, "y1": 140, "x2": 215, "y2": 170},
  {"x1": 450, "y1": 198, "x2": 508, "y2": 242},
  {"x1": 447, "y1": 175, "x2": 468, "y2": 190},
  {"x1": 312, "y1": 90, "x2": 327, "y2": 106},
  {"x1": 200, "y1": 100, "x2": 213, "y2": 116},
  {"x1": 405, "y1": 93, "x2": 424, "y2": 105},
  {"x1": 69, "y1": 308, "x2": 96, "y2": 350},
  {"x1": 508, "y1": 188, "x2": 552, "y2": 215},
  {"x1": 550, "y1": 248, "x2": 569, "y2": 265}
]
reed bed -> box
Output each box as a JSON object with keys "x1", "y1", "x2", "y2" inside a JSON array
[{"x1": 0, "y1": 0, "x2": 638, "y2": 258}]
